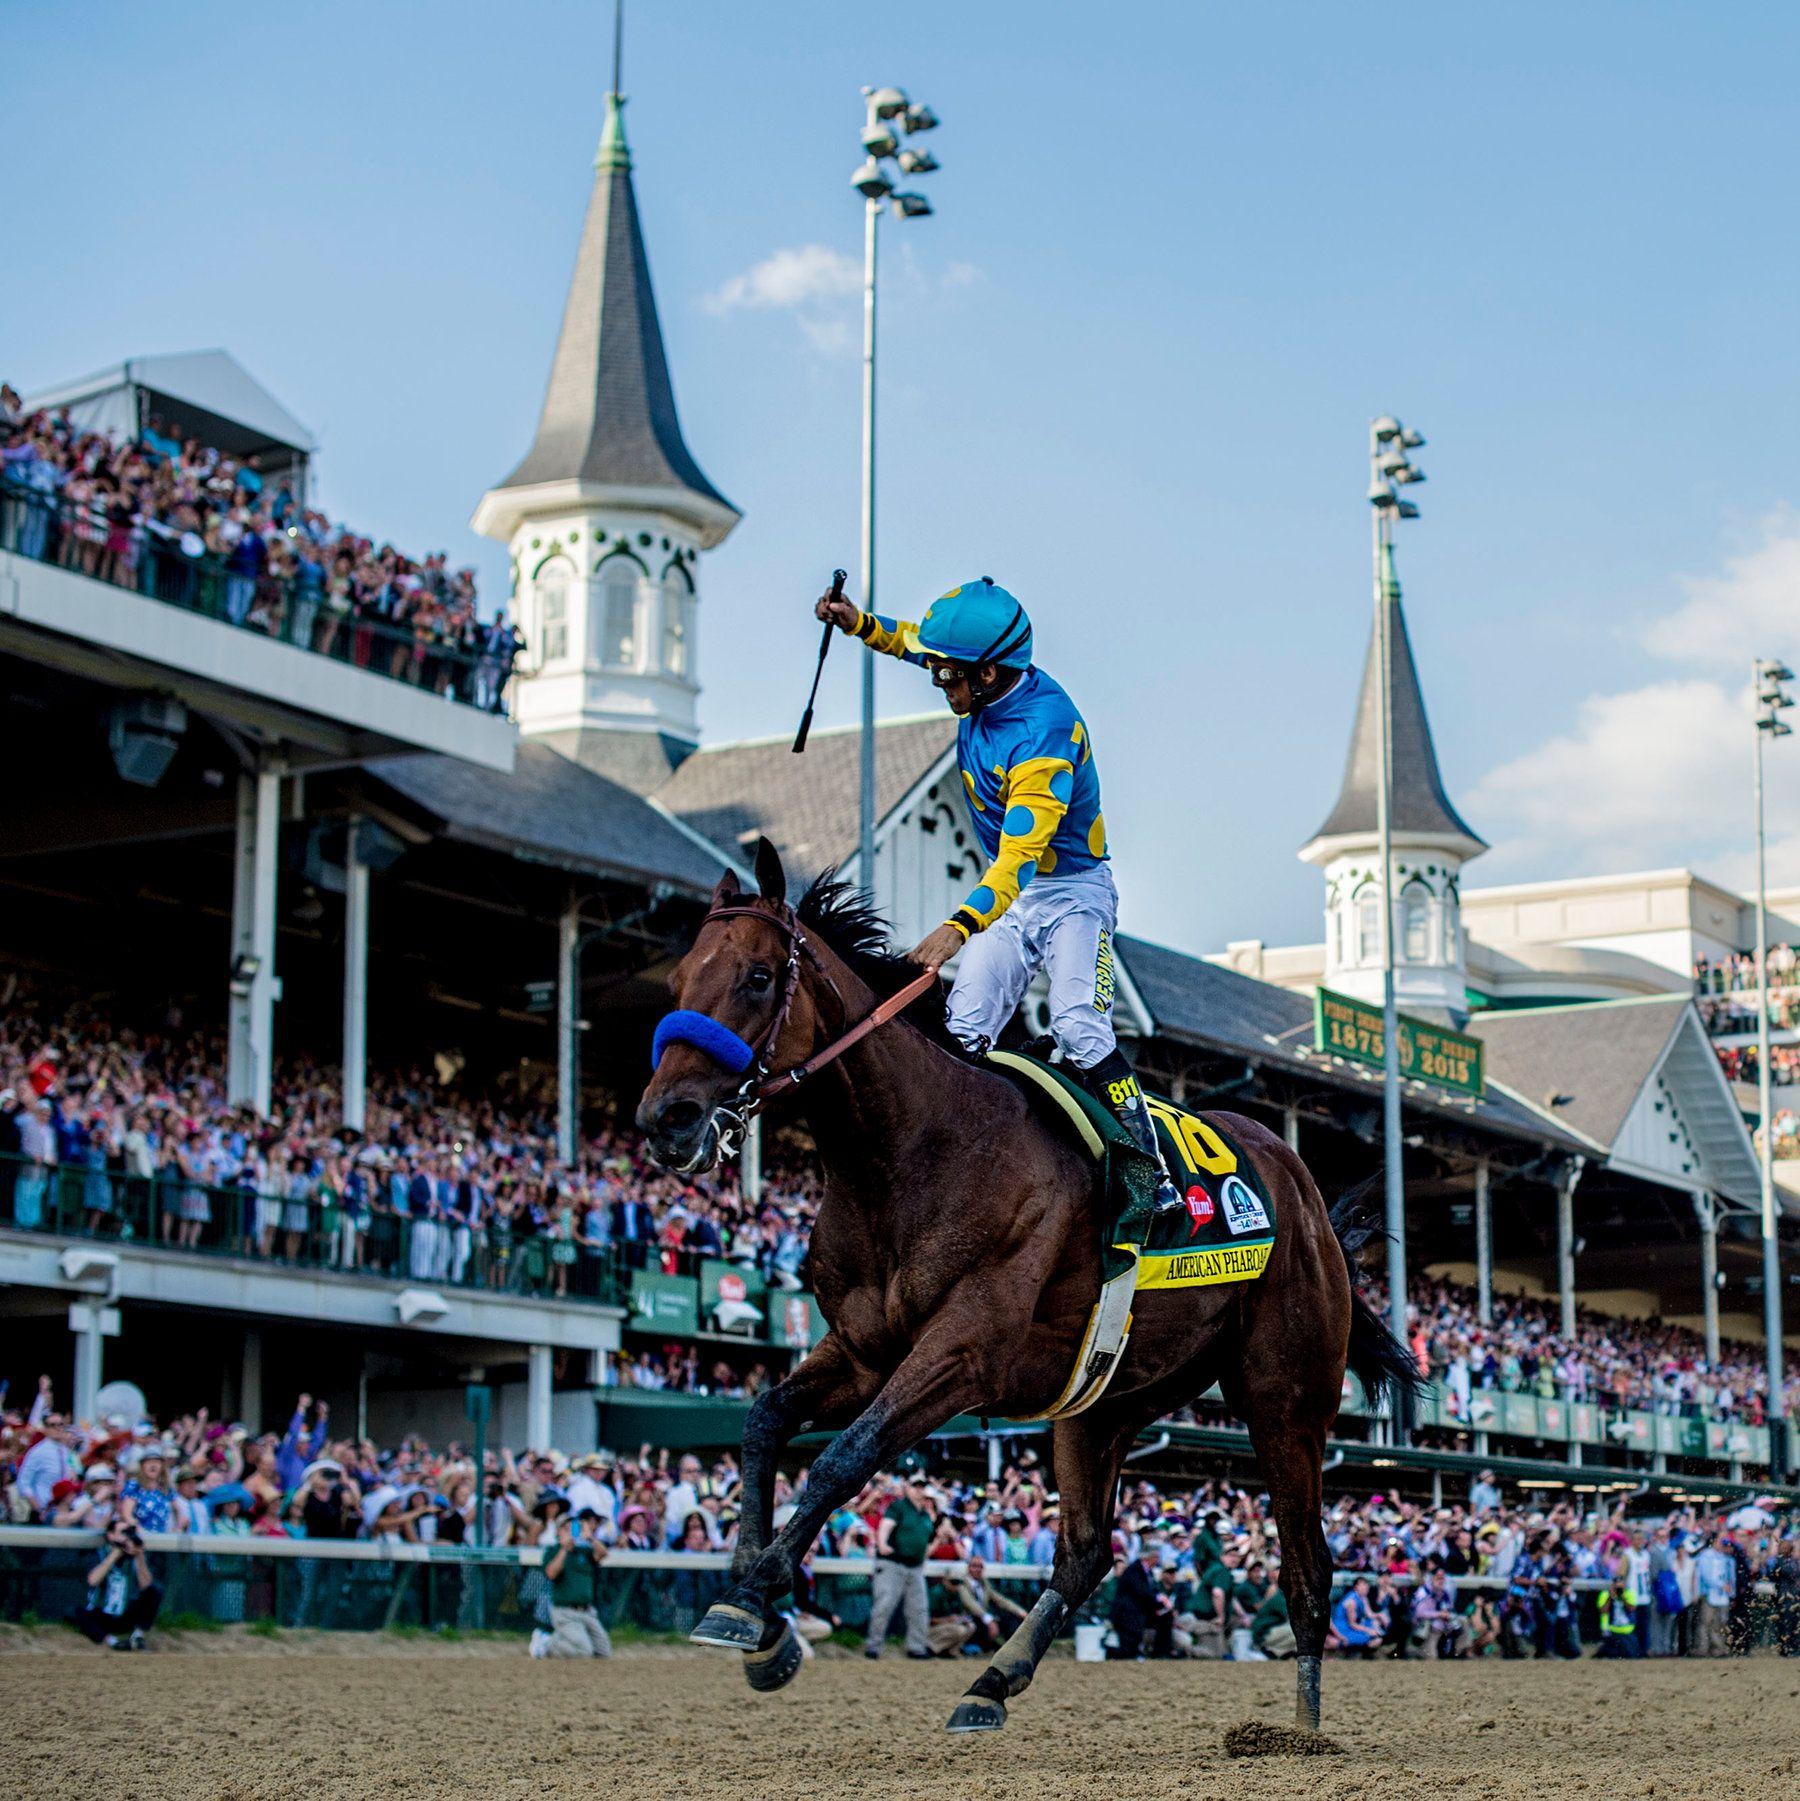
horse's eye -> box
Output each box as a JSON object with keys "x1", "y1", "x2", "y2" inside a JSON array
[{"x1": 747, "y1": 966, "x2": 773, "y2": 993}]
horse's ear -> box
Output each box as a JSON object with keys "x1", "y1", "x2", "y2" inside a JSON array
[
  {"x1": 710, "y1": 868, "x2": 741, "y2": 907},
  {"x1": 753, "y1": 837, "x2": 786, "y2": 906}
]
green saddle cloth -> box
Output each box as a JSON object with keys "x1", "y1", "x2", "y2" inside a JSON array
[{"x1": 986, "y1": 1050, "x2": 1277, "y2": 1291}]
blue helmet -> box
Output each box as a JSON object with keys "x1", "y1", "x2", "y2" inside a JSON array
[{"x1": 904, "y1": 578, "x2": 1033, "y2": 670}]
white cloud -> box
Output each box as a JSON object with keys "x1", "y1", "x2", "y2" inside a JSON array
[
  {"x1": 703, "y1": 242, "x2": 980, "y2": 354},
  {"x1": 704, "y1": 244, "x2": 862, "y2": 315},
  {"x1": 1646, "y1": 509, "x2": 1800, "y2": 670},
  {"x1": 1471, "y1": 513, "x2": 1800, "y2": 886},
  {"x1": 1469, "y1": 680, "x2": 1745, "y2": 869}
]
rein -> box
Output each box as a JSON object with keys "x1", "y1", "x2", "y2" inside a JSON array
[{"x1": 653, "y1": 900, "x2": 939, "y2": 1135}]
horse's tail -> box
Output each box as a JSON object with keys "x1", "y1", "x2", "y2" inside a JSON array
[{"x1": 1328, "y1": 1180, "x2": 1426, "y2": 1413}]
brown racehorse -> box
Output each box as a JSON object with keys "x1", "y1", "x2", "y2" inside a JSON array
[{"x1": 636, "y1": 843, "x2": 1419, "y2": 1734}]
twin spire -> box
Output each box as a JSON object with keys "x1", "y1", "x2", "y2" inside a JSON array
[
  {"x1": 483, "y1": 73, "x2": 737, "y2": 542},
  {"x1": 1301, "y1": 541, "x2": 1486, "y2": 860}
]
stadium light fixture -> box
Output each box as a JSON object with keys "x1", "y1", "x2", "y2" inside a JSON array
[
  {"x1": 851, "y1": 158, "x2": 894, "y2": 199},
  {"x1": 850, "y1": 83, "x2": 944, "y2": 884},
  {"x1": 1751, "y1": 653, "x2": 1794, "y2": 1478}
]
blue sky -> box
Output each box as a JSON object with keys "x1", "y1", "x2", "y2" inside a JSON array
[{"x1": 9, "y1": 2, "x2": 1800, "y2": 953}]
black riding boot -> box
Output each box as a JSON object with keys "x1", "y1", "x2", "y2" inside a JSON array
[{"x1": 1076, "y1": 1049, "x2": 1183, "y2": 1213}]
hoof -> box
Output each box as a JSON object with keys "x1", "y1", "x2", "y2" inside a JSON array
[
  {"x1": 743, "y1": 1620, "x2": 804, "y2": 1693},
  {"x1": 946, "y1": 1696, "x2": 1008, "y2": 1734},
  {"x1": 690, "y1": 1601, "x2": 766, "y2": 1650}
]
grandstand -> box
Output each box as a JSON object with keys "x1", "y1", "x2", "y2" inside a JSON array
[{"x1": 1, "y1": 78, "x2": 1794, "y2": 1508}]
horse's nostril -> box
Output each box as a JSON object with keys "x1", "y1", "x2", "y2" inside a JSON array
[{"x1": 658, "y1": 1098, "x2": 705, "y2": 1137}]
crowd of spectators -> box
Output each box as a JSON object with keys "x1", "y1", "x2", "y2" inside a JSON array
[
  {"x1": 1384, "y1": 1271, "x2": 1800, "y2": 1430},
  {"x1": 0, "y1": 381, "x2": 520, "y2": 712},
  {"x1": 0, "y1": 1003, "x2": 820, "y2": 1353},
  {"x1": 1695, "y1": 946, "x2": 1800, "y2": 1054},
  {"x1": 1714, "y1": 1036, "x2": 1800, "y2": 1094},
  {"x1": 5, "y1": 1380, "x2": 1796, "y2": 1662},
  {"x1": 1695, "y1": 946, "x2": 1800, "y2": 997},
  {"x1": 5, "y1": 999, "x2": 1799, "y2": 1424}
]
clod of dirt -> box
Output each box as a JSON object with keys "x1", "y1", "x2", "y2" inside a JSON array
[{"x1": 1222, "y1": 1720, "x2": 1345, "y2": 1759}]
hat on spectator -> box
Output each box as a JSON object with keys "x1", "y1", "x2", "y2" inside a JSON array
[
  {"x1": 534, "y1": 1486, "x2": 570, "y2": 1519},
  {"x1": 50, "y1": 1478, "x2": 81, "y2": 1504},
  {"x1": 83, "y1": 1463, "x2": 118, "y2": 1485},
  {"x1": 361, "y1": 1484, "x2": 401, "y2": 1528},
  {"x1": 300, "y1": 1458, "x2": 344, "y2": 1486}
]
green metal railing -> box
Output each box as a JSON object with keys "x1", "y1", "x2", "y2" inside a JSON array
[{"x1": 0, "y1": 476, "x2": 511, "y2": 714}]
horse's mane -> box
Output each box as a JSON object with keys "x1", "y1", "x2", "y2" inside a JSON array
[{"x1": 795, "y1": 869, "x2": 968, "y2": 1057}]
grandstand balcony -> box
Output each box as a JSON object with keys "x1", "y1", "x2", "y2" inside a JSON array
[
  {"x1": 0, "y1": 1154, "x2": 818, "y2": 1446},
  {"x1": 0, "y1": 482, "x2": 516, "y2": 774}
]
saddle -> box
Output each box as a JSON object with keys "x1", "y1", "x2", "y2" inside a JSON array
[{"x1": 986, "y1": 1049, "x2": 1277, "y2": 1421}]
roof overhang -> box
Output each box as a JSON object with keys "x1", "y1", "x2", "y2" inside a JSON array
[
  {"x1": 1604, "y1": 1005, "x2": 1769, "y2": 1212},
  {"x1": 1298, "y1": 827, "x2": 1489, "y2": 869},
  {"x1": 472, "y1": 477, "x2": 741, "y2": 549}
]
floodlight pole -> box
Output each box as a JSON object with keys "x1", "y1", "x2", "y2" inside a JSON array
[
  {"x1": 850, "y1": 87, "x2": 938, "y2": 893},
  {"x1": 1753, "y1": 655, "x2": 1791, "y2": 1477},
  {"x1": 1372, "y1": 484, "x2": 1408, "y2": 1437},
  {"x1": 858, "y1": 193, "x2": 879, "y2": 886}
]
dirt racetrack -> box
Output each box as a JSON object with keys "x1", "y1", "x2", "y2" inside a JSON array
[{"x1": 6, "y1": 1636, "x2": 1798, "y2": 1801}]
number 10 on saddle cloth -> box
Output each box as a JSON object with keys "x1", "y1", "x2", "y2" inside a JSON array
[{"x1": 1131, "y1": 1098, "x2": 1276, "y2": 1291}]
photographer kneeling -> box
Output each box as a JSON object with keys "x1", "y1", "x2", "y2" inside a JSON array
[{"x1": 75, "y1": 1519, "x2": 162, "y2": 1651}]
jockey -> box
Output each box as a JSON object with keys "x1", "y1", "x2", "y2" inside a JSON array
[{"x1": 814, "y1": 577, "x2": 1181, "y2": 1212}]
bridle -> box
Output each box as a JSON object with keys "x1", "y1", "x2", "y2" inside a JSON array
[{"x1": 650, "y1": 899, "x2": 938, "y2": 1167}]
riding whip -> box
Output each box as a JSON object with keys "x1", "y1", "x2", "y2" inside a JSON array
[{"x1": 792, "y1": 568, "x2": 847, "y2": 754}]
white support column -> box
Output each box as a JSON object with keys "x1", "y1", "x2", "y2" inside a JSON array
[
  {"x1": 556, "y1": 901, "x2": 579, "y2": 1164},
  {"x1": 1474, "y1": 1159, "x2": 1493, "y2": 1327},
  {"x1": 239, "y1": 1327, "x2": 263, "y2": 1433},
  {"x1": 1556, "y1": 1159, "x2": 1583, "y2": 1343},
  {"x1": 527, "y1": 1344, "x2": 553, "y2": 1451},
  {"x1": 342, "y1": 818, "x2": 370, "y2": 1133},
  {"x1": 69, "y1": 1302, "x2": 109, "y2": 1425},
  {"x1": 1283, "y1": 1107, "x2": 1300, "y2": 1154},
  {"x1": 227, "y1": 762, "x2": 282, "y2": 1117},
  {"x1": 742, "y1": 1116, "x2": 764, "y2": 1206},
  {"x1": 1695, "y1": 1191, "x2": 1721, "y2": 1364}
]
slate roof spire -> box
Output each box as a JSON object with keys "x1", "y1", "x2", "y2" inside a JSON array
[
  {"x1": 1301, "y1": 540, "x2": 1487, "y2": 859},
  {"x1": 479, "y1": 76, "x2": 738, "y2": 543}
]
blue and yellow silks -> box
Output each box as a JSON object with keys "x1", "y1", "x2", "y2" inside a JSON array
[{"x1": 854, "y1": 608, "x2": 1107, "y2": 941}]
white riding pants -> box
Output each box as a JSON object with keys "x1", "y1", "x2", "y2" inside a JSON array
[{"x1": 947, "y1": 863, "x2": 1119, "y2": 1070}]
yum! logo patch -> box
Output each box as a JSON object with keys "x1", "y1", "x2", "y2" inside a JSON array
[{"x1": 1184, "y1": 1186, "x2": 1215, "y2": 1237}]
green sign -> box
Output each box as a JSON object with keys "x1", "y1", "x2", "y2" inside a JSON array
[
  {"x1": 700, "y1": 1258, "x2": 768, "y2": 1334},
  {"x1": 628, "y1": 1271, "x2": 699, "y2": 1337},
  {"x1": 768, "y1": 1291, "x2": 826, "y2": 1350},
  {"x1": 1313, "y1": 986, "x2": 1485, "y2": 1099}
]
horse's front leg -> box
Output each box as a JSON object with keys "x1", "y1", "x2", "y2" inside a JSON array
[
  {"x1": 692, "y1": 1330, "x2": 983, "y2": 1664},
  {"x1": 730, "y1": 1332, "x2": 869, "y2": 1585},
  {"x1": 947, "y1": 1401, "x2": 1141, "y2": 1732}
]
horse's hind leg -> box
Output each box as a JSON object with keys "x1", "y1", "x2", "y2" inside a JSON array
[
  {"x1": 1223, "y1": 1294, "x2": 1344, "y2": 1730},
  {"x1": 946, "y1": 1405, "x2": 1139, "y2": 1734}
]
